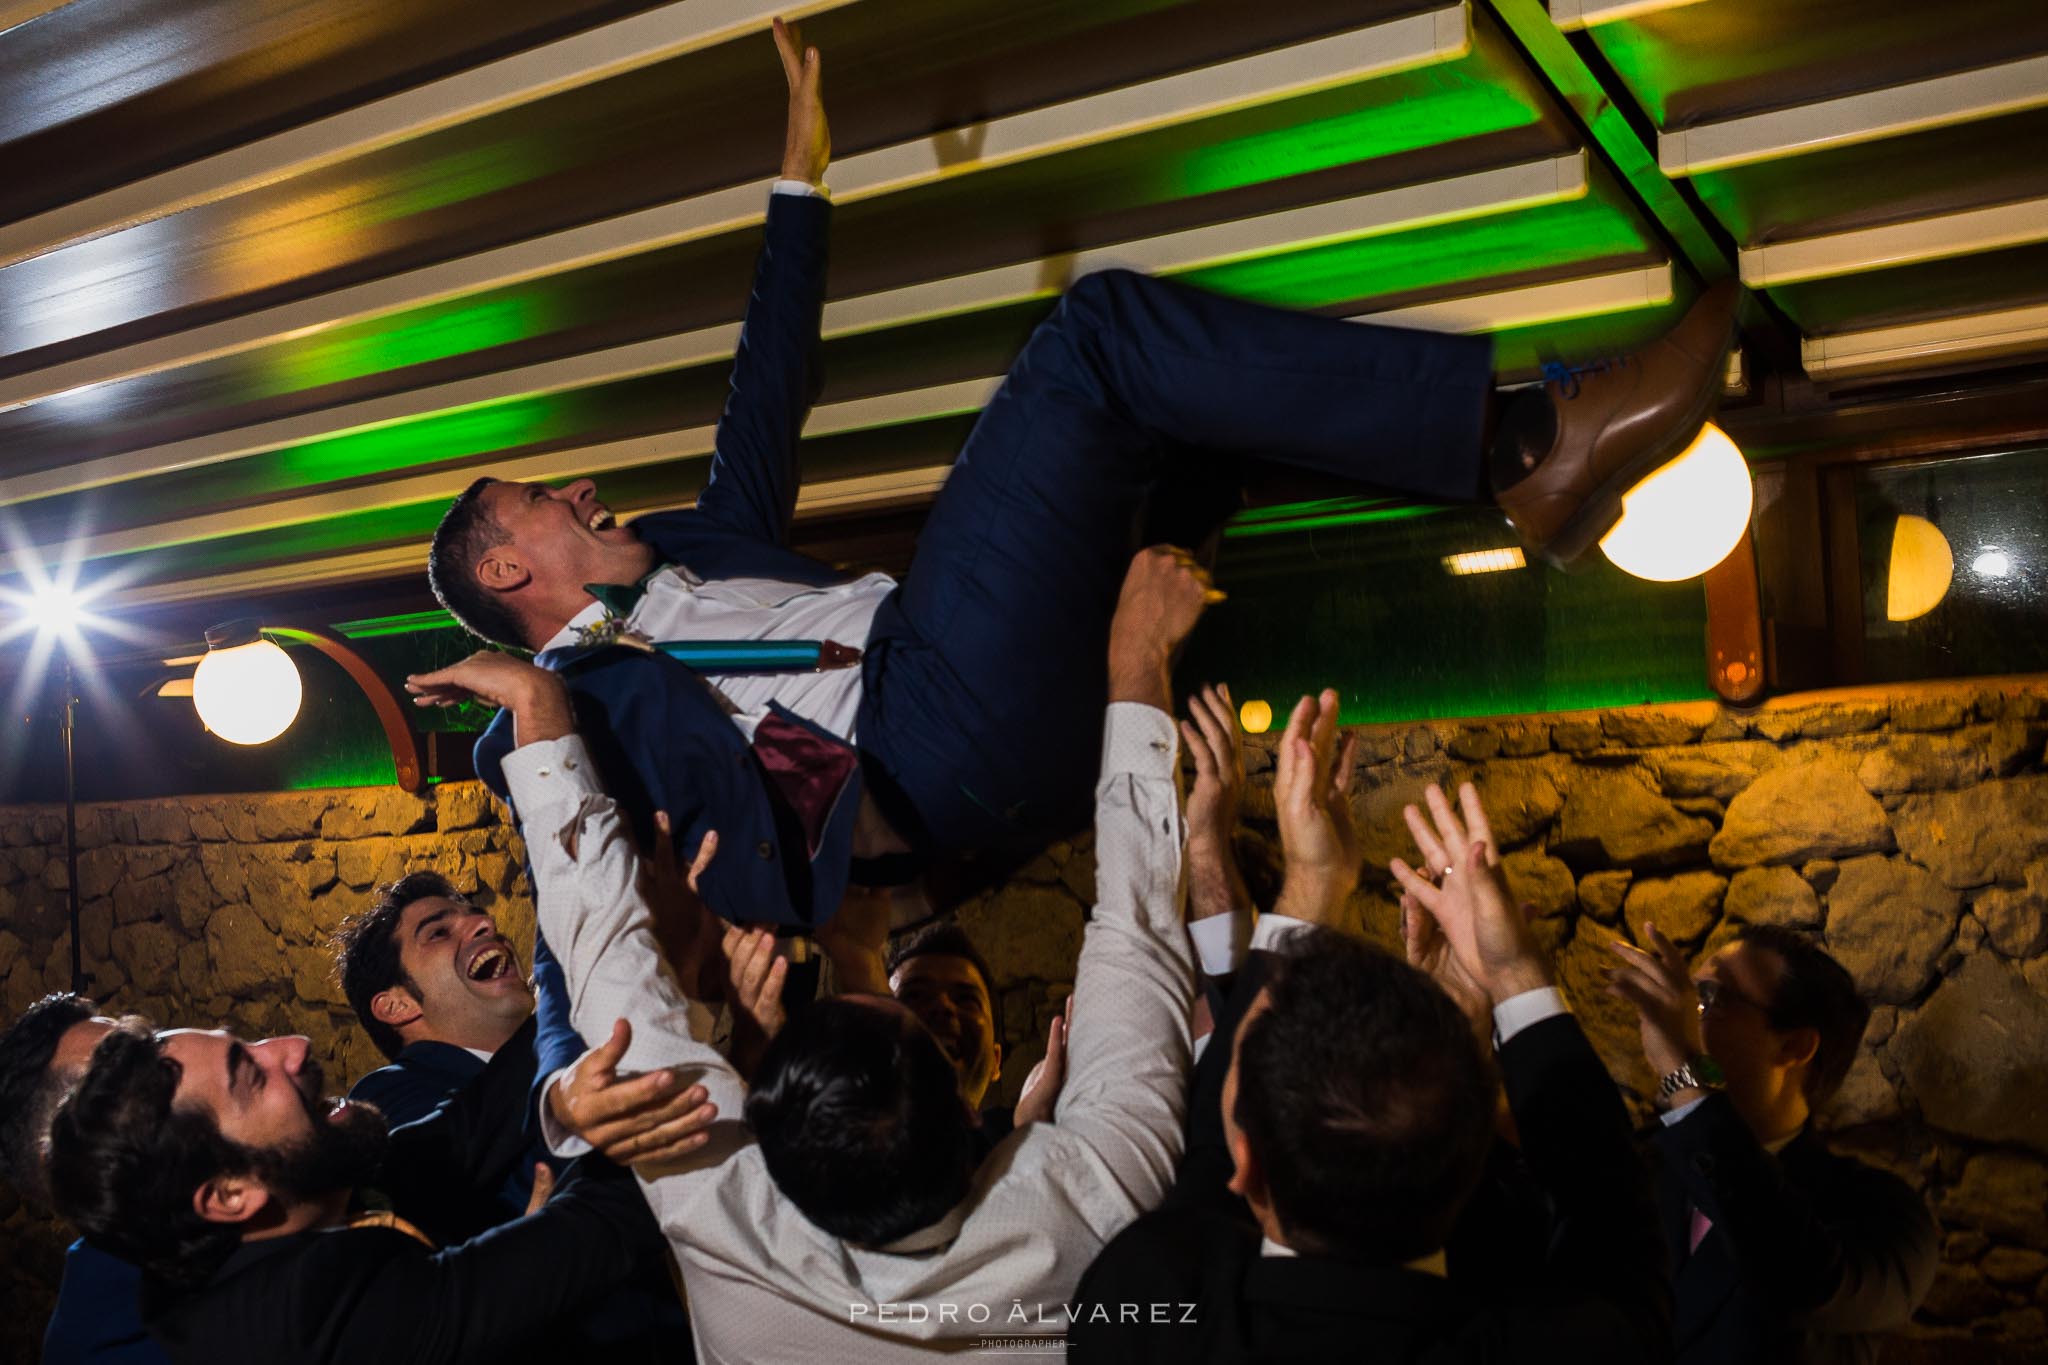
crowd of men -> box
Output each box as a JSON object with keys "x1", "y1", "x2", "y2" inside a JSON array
[{"x1": 0, "y1": 16, "x2": 1941, "y2": 1365}]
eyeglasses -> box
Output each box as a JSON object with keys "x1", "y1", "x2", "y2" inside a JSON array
[{"x1": 1695, "y1": 977, "x2": 1771, "y2": 1016}]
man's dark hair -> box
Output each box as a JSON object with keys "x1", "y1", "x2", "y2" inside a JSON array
[
  {"x1": 428, "y1": 477, "x2": 525, "y2": 647},
  {"x1": 332, "y1": 871, "x2": 462, "y2": 1059},
  {"x1": 0, "y1": 993, "x2": 97, "y2": 1208},
  {"x1": 46, "y1": 1020, "x2": 252, "y2": 1288},
  {"x1": 745, "y1": 997, "x2": 976, "y2": 1246},
  {"x1": 1731, "y1": 924, "x2": 1871, "y2": 1108},
  {"x1": 1234, "y1": 929, "x2": 1497, "y2": 1263},
  {"x1": 886, "y1": 921, "x2": 1002, "y2": 1036}
]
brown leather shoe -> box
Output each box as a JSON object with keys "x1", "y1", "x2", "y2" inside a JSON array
[{"x1": 1495, "y1": 280, "x2": 1740, "y2": 566}]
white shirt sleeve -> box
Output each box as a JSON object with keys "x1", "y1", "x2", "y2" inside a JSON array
[
  {"x1": 1053, "y1": 703, "x2": 1196, "y2": 1214},
  {"x1": 1186, "y1": 913, "x2": 1249, "y2": 977},
  {"x1": 1660, "y1": 1095, "x2": 1709, "y2": 1127},
  {"x1": 502, "y1": 735, "x2": 751, "y2": 1185},
  {"x1": 771, "y1": 178, "x2": 830, "y2": 200},
  {"x1": 534, "y1": 1069, "x2": 593, "y2": 1159},
  {"x1": 1492, "y1": 986, "x2": 1569, "y2": 1047}
]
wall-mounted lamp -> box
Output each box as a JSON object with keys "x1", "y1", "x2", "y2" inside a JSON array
[
  {"x1": 174, "y1": 620, "x2": 424, "y2": 790},
  {"x1": 1599, "y1": 423, "x2": 1754, "y2": 583}
]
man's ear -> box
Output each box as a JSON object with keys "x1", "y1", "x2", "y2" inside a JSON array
[
  {"x1": 1225, "y1": 1127, "x2": 1266, "y2": 1205},
  {"x1": 1778, "y1": 1025, "x2": 1821, "y2": 1073},
  {"x1": 989, "y1": 1040, "x2": 1002, "y2": 1085},
  {"x1": 370, "y1": 985, "x2": 423, "y2": 1033},
  {"x1": 475, "y1": 548, "x2": 530, "y2": 594},
  {"x1": 193, "y1": 1173, "x2": 271, "y2": 1228}
]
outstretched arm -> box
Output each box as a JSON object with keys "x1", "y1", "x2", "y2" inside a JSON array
[{"x1": 692, "y1": 18, "x2": 833, "y2": 545}]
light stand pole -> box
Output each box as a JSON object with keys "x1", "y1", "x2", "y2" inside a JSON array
[{"x1": 59, "y1": 657, "x2": 83, "y2": 994}]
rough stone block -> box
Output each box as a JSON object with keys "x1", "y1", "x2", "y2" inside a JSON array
[
  {"x1": 1576, "y1": 869, "x2": 1631, "y2": 923},
  {"x1": 1894, "y1": 954, "x2": 2048, "y2": 1153},
  {"x1": 1470, "y1": 758, "x2": 1564, "y2": 848},
  {"x1": 1816, "y1": 1045, "x2": 1901, "y2": 1128},
  {"x1": 1401, "y1": 728, "x2": 1438, "y2": 762},
  {"x1": 1502, "y1": 849, "x2": 1575, "y2": 919},
  {"x1": 1824, "y1": 856, "x2": 1958, "y2": 1004},
  {"x1": 1919, "y1": 1264, "x2": 2006, "y2": 1323},
  {"x1": 187, "y1": 807, "x2": 229, "y2": 842},
  {"x1": 436, "y1": 782, "x2": 495, "y2": 832},
  {"x1": 1551, "y1": 716, "x2": 1603, "y2": 752},
  {"x1": 197, "y1": 842, "x2": 250, "y2": 904},
  {"x1": 205, "y1": 904, "x2": 283, "y2": 997},
  {"x1": 283, "y1": 941, "x2": 348, "y2": 1009},
  {"x1": 124, "y1": 846, "x2": 175, "y2": 882},
  {"x1": 75, "y1": 847, "x2": 123, "y2": 901},
  {"x1": 1710, "y1": 760, "x2": 1892, "y2": 868},
  {"x1": 1499, "y1": 722, "x2": 1550, "y2": 757},
  {"x1": 1602, "y1": 709, "x2": 1707, "y2": 748},
  {"x1": 1857, "y1": 732, "x2": 1988, "y2": 795},
  {"x1": 1446, "y1": 726, "x2": 1500, "y2": 761},
  {"x1": 111, "y1": 921, "x2": 183, "y2": 996},
  {"x1": 79, "y1": 898, "x2": 113, "y2": 963},
  {"x1": 253, "y1": 793, "x2": 330, "y2": 842},
  {"x1": 1623, "y1": 871, "x2": 1727, "y2": 946},
  {"x1": 1649, "y1": 742, "x2": 1775, "y2": 801},
  {"x1": 167, "y1": 856, "x2": 215, "y2": 936},
  {"x1": 954, "y1": 886, "x2": 1084, "y2": 986},
  {"x1": 1940, "y1": 1151, "x2": 2048, "y2": 1247},
  {"x1": 321, "y1": 789, "x2": 433, "y2": 841},
  {"x1": 1973, "y1": 858, "x2": 2048, "y2": 957},
  {"x1": 1724, "y1": 865, "x2": 1821, "y2": 929},
  {"x1": 1981, "y1": 1247, "x2": 2048, "y2": 1287},
  {"x1": 132, "y1": 803, "x2": 191, "y2": 844},
  {"x1": 1891, "y1": 697, "x2": 1970, "y2": 732},
  {"x1": 1893, "y1": 775, "x2": 2048, "y2": 889},
  {"x1": 1555, "y1": 767, "x2": 1715, "y2": 869},
  {"x1": 1754, "y1": 702, "x2": 1888, "y2": 743}
]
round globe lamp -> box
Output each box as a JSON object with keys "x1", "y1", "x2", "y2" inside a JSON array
[
  {"x1": 192, "y1": 622, "x2": 303, "y2": 745},
  {"x1": 1885, "y1": 515, "x2": 1953, "y2": 621},
  {"x1": 1598, "y1": 424, "x2": 1754, "y2": 583},
  {"x1": 1238, "y1": 699, "x2": 1273, "y2": 735}
]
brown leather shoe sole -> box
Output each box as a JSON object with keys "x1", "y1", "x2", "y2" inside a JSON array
[{"x1": 1518, "y1": 280, "x2": 1740, "y2": 569}]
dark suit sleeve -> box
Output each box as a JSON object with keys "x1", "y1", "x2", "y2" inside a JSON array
[
  {"x1": 348, "y1": 1065, "x2": 449, "y2": 1132},
  {"x1": 691, "y1": 189, "x2": 831, "y2": 546},
  {"x1": 1657, "y1": 1095, "x2": 1937, "y2": 1330},
  {"x1": 377, "y1": 1020, "x2": 540, "y2": 1246},
  {"x1": 1462, "y1": 1013, "x2": 1672, "y2": 1361},
  {"x1": 1167, "y1": 953, "x2": 1274, "y2": 1214},
  {"x1": 296, "y1": 1159, "x2": 659, "y2": 1365}
]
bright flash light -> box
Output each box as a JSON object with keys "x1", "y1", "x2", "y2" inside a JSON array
[
  {"x1": 1599, "y1": 424, "x2": 1754, "y2": 582},
  {"x1": 23, "y1": 582, "x2": 88, "y2": 639},
  {"x1": 1971, "y1": 548, "x2": 2013, "y2": 579},
  {"x1": 1442, "y1": 546, "x2": 1527, "y2": 576}
]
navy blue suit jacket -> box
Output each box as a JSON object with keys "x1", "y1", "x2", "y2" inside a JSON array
[
  {"x1": 44, "y1": 1240, "x2": 170, "y2": 1365},
  {"x1": 474, "y1": 191, "x2": 863, "y2": 934}
]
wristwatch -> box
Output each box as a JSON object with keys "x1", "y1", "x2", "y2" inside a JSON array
[{"x1": 1657, "y1": 1055, "x2": 1725, "y2": 1104}]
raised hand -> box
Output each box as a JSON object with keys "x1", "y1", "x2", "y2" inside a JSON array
[
  {"x1": 1014, "y1": 994, "x2": 1072, "y2": 1128},
  {"x1": 1107, "y1": 545, "x2": 1223, "y2": 709},
  {"x1": 406, "y1": 650, "x2": 573, "y2": 744},
  {"x1": 772, "y1": 16, "x2": 829, "y2": 186},
  {"x1": 1271, "y1": 688, "x2": 1361, "y2": 924},
  {"x1": 1389, "y1": 783, "x2": 1551, "y2": 1004},
  {"x1": 644, "y1": 812, "x2": 727, "y2": 1002},
  {"x1": 547, "y1": 1018, "x2": 718, "y2": 1168},
  {"x1": 722, "y1": 925, "x2": 790, "y2": 1080},
  {"x1": 1402, "y1": 891, "x2": 1491, "y2": 1046},
  {"x1": 1603, "y1": 921, "x2": 1705, "y2": 1078},
  {"x1": 1181, "y1": 683, "x2": 1251, "y2": 925}
]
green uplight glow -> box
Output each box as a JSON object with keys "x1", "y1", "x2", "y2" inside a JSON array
[
  {"x1": 1182, "y1": 194, "x2": 1651, "y2": 311},
  {"x1": 1170, "y1": 68, "x2": 1542, "y2": 199},
  {"x1": 363, "y1": 143, "x2": 559, "y2": 227},
  {"x1": 269, "y1": 392, "x2": 591, "y2": 487},
  {"x1": 1225, "y1": 497, "x2": 1448, "y2": 539},
  {"x1": 333, "y1": 608, "x2": 459, "y2": 639},
  {"x1": 252, "y1": 290, "x2": 560, "y2": 398}
]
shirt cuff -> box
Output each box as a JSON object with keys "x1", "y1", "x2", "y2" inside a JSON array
[
  {"x1": 1492, "y1": 986, "x2": 1568, "y2": 1048},
  {"x1": 535, "y1": 1068, "x2": 595, "y2": 1159},
  {"x1": 1660, "y1": 1095, "x2": 1709, "y2": 1127},
  {"x1": 771, "y1": 178, "x2": 830, "y2": 200},
  {"x1": 500, "y1": 734, "x2": 606, "y2": 817},
  {"x1": 1102, "y1": 702, "x2": 1179, "y2": 783},
  {"x1": 1187, "y1": 914, "x2": 1248, "y2": 976},
  {"x1": 1251, "y1": 914, "x2": 1315, "y2": 955}
]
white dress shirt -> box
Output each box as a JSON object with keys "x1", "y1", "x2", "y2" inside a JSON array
[
  {"x1": 545, "y1": 564, "x2": 896, "y2": 743},
  {"x1": 506, "y1": 704, "x2": 1194, "y2": 1363}
]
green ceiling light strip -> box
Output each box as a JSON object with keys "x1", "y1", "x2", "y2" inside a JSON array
[
  {"x1": 1224, "y1": 497, "x2": 1451, "y2": 539},
  {"x1": 252, "y1": 291, "x2": 562, "y2": 399},
  {"x1": 332, "y1": 609, "x2": 460, "y2": 639},
  {"x1": 1479, "y1": 0, "x2": 1733, "y2": 283}
]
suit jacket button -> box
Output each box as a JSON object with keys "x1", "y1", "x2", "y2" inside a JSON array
[{"x1": 757, "y1": 841, "x2": 775, "y2": 859}]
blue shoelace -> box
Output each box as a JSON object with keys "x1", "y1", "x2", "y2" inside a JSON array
[{"x1": 1540, "y1": 355, "x2": 1630, "y2": 399}]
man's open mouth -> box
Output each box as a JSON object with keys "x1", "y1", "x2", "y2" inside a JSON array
[
  {"x1": 586, "y1": 507, "x2": 616, "y2": 532},
  {"x1": 465, "y1": 943, "x2": 514, "y2": 982}
]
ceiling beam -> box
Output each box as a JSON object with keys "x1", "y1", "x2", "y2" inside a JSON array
[
  {"x1": 0, "y1": 0, "x2": 866, "y2": 272},
  {"x1": 30, "y1": 261, "x2": 1674, "y2": 594},
  {"x1": 2, "y1": 150, "x2": 1586, "y2": 506},
  {"x1": 1739, "y1": 193, "x2": 2048, "y2": 288},
  {"x1": 0, "y1": 1, "x2": 73, "y2": 35},
  {"x1": 1803, "y1": 300, "x2": 2048, "y2": 380},
  {"x1": 1660, "y1": 52, "x2": 2048, "y2": 176},
  {"x1": 1545, "y1": 0, "x2": 1708, "y2": 33},
  {"x1": 0, "y1": 4, "x2": 1472, "y2": 414}
]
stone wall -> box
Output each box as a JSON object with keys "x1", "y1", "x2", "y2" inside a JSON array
[{"x1": 3, "y1": 678, "x2": 2046, "y2": 1362}]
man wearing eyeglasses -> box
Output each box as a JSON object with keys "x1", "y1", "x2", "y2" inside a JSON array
[{"x1": 1605, "y1": 922, "x2": 1936, "y2": 1365}]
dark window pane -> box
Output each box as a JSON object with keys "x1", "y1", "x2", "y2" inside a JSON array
[
  {"x1": 1179, "y1": 501, "x2": 1710, "y2": 724},
  {"x1": 1855, "y1": 447, "x2": 2048, "y2": 684}
]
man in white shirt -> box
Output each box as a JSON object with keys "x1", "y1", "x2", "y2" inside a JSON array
[{"x1": 409, "y1": 545, "x2": 1215, "y2": 1362}]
